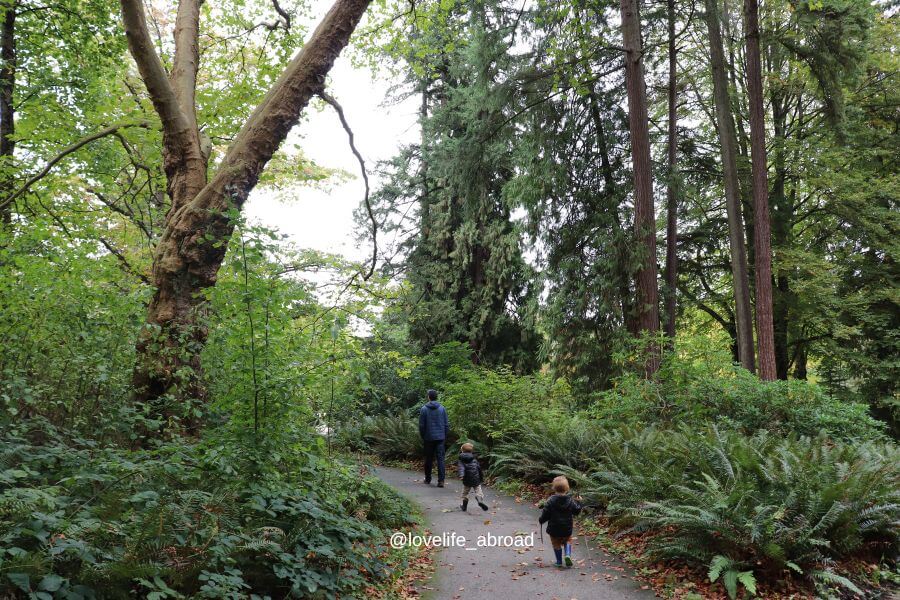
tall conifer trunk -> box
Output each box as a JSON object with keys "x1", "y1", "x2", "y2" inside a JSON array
[
  {"x1": 743, "y1": 0, "x2": 777, "y2": 379},
  {"x1": 664, "y1": 0, "x2": 678, "y2": 341},
  {"x1": 703, "y1": 0, "x2": 755, "y2": 371},
  {"x1": 619, "y1": 0, "x2": 660, "y2": 375}
]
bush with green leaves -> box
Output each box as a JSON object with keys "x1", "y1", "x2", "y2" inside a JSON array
[
  {"x1": 591, "y1": 345, "x2": 885, "y2": 441},
  {"x1": 0, "y1": 418, "x2": 417, "y2": 598},
  {"x1": 440, "y1": 366, "x2": 573, "y2": 450},
  {"x1": 558, "y1": 425, "x2": 899, "y2": 597}
]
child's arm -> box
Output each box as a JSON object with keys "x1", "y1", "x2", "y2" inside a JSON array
[
  {"x1": 457, "y1": 460, "x2": 464, "y2": 480},
  {"x1": 538, "y1": 500, "x2": 552, "y2": 524},
  {"x1": 570, "y1": 496, "x2": 583, "y2": 515}
]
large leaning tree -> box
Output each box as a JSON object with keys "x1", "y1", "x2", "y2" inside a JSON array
[{"x1": 120, "y1": 0, "x2": 372, "y2": 428}]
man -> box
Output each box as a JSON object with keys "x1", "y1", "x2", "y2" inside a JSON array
[{"x1": 418, "y1": 389, "x2": 449, "y2": 487}]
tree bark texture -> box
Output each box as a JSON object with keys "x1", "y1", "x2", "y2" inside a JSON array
[
  {"x1": 619, "y1": 0, "x2": 660, "y2": 375},
  {"x1": 743, "y1": 0, "x2": 777, "y2": 380},
  {"x1": 126, "y1": 0, "x2": 373, "y2": 424},
  {"x1": 664, "y1": 0, "x2": 678, "y2": 341},
  {"x1": 703, "y1": 0, "x2": 755, "y2": 372},
  {"x1": 0, "y1": 1, "x2": 15, "y2": 224}
]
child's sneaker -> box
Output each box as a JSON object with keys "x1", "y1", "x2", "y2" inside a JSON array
[{"x1": 478, "y1": 501, "x2": 489, "y2": 511}]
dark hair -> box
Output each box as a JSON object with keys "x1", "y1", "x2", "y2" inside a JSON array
[{"x1": 427, "y1": 389, "x2": 438, "y2": 401}]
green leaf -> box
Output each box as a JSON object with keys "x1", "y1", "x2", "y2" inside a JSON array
[
  {"x1": 38, "y1": 574, "x2": 64, "y2": 592},
  {"x1": 737, "y1": 571, "x2": 756, "y2": 596},
  {"x1": 785, "y1": 561, "x2": 803, "y2": 574},
  {"x1": 722, "y1": 570, "x2": 738, "y2": 600},
  {"x1": 708, "y1": 555, "x2": 729, "y2": 582},
  {"x1": 7, "y1": 573, "x2": 30, "y2": 591}
]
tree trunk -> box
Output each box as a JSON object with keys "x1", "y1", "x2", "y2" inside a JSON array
[
  {"x1": 770, "y1": 88, "x2": 791, "y2": 380},
  {"x1": 703, "y1": 0, "x2": 755, "y2": 372},
  {"x1": 743, "y1": 0, "x2": 777, "y2": 380},
  {"x1": 664, "y1": 0, "x2": 678, "y2": 341},
  {"x1": 128, "y1": 0, "x2": 373, "y2": 428},
  {"x1": 0, "y1": 1, "x2": 15, "y2": 224},
  {"x1": 621, "y1": 0, "x2": 659, "y2": 377},
  {"x1": 619, "y1": 0, "x2": 660, "y2": 376}
]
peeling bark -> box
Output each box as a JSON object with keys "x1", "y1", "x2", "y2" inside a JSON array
[{"x1": 128, "y1": 0, "x2": 373, "y2": 426}]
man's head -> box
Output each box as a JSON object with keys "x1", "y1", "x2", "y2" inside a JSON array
[{"x1": 427, "y1": 389, "x2": 438, "y2": 401}]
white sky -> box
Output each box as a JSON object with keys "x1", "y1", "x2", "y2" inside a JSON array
[{"x1": 244, "y1": 19, "x2": 420, "y2": 261}]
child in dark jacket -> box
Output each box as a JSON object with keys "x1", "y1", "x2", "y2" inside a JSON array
[
  {"x1": 457, "y1": 443, "x2": 489, "y2": 511},
  {"x1": 539, "y1": 475, "x2": 583, "y2": 567}
]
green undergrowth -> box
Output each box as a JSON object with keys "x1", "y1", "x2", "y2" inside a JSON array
[
  {"x1": 341, "y1": 414, "x2": 898, "y2": 598},
  {"x1": 492, "y1": 420, "x2": 899, "y2": 598},
  {"x1": 0, "y1": 417, "x2": 420, "y2": 599}
]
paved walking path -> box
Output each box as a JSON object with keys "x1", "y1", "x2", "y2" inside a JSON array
[{"x1": 373, "y1": 465, "x2": 658, "y2": 600}]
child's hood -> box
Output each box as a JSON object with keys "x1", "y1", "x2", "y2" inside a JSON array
[
  {"x1": 549, "y1": 493, "x2": 576, "y2": 509},
  {"x1": 458, "y1": 451, "x2": 476, "y2": 463}
]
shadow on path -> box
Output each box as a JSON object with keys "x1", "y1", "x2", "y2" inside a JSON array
[{"x1": 373, "y1": 465, "x2": 658, "y2": 600}]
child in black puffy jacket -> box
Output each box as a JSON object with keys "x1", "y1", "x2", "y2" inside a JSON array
[
  {"x1": 539, "y1": 475, "x2": 583, "y2": 567},
  {"x1": 457, "y1": 443, "x2": 489, "y2": 511}
]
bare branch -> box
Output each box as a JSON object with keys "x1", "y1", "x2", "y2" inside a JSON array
[
  {"x1": 98, "y1": 236, "x2": 151, "y2": 284},
  {"x1": 318, "y1": 90, "x2": 377, "y2": 281},
  {"x1": 0, "y1": 121, "x2": 151, "y2": 211},
  {"x1": 178, "y1": 0, "x2": 373, "y2": 221},
  {"x1": 271, "y1": 0, "x2": 291, "y2": 29}
]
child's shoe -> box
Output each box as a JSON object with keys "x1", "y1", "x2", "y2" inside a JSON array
[
  {"x1": 553, "y1": 548, "x2": 563, "y2": 567},
  {"x1": 564, "y1": 542, "x2": 573, "y2": 567},
  {"x1": 461, "y1": 498, "x2": 468, "y2": 511},
  {"x1": 478, "y1": 501, "x2": 489, "y2": 511}
]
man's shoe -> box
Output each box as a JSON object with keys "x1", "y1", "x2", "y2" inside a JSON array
[
  {"x1": 424, "y1": 479, "x2": 431, "y2": 485},
  {"x1": 478, "y1": 501, "x2": 489, "y2": 511},
  {"x1": 437, "y1": 481, "x2": 445, "y2": 488},
  {"x1": 461, "y1": 499, "x2": 468, "y2": 511}
]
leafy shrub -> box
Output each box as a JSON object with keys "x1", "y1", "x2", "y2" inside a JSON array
[
  {"x1": 559, "y1": 425, "x2": 899, "y2": 596},
  {"x1": 592, "y1": 356, "x2": 885, "y2": 441},
  {"x1": 0, "y1": 418, "x2": 416, "y2": 598},
  {"x1": 441, "y1": 367, "x2": 573, "y2": 450}
]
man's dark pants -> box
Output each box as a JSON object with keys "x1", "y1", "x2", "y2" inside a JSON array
[{"x1": 423, "y1": 439, "x2": 446, "y2": 483}]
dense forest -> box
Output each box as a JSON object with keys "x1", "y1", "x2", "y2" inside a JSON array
[{"x1": 0, "y1": 0, "x2": 897, "y2": 597}]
